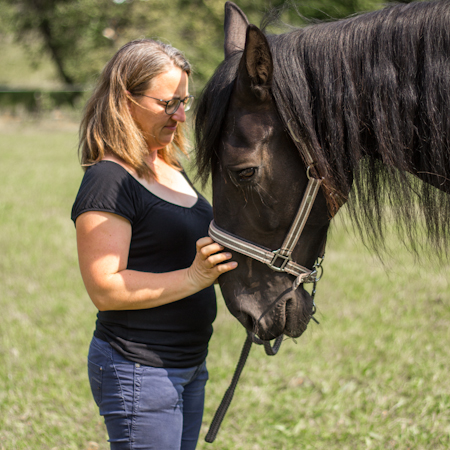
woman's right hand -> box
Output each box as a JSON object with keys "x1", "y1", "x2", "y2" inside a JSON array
[{"x1": 186, "y1": 237, "x2": 237, "y2": 291}]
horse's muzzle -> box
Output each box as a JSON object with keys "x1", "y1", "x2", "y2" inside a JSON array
[{"x1": 221, "y1": 276, "x2": 314, "y2": 341}]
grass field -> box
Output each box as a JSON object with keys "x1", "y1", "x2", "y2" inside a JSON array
[{"x1": 0, "y1": 119, "x2": 449, "y2": 450}]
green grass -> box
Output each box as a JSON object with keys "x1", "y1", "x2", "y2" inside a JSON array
[{"x1": 0, "y1": 121, "x2": 449, "y2": 449}]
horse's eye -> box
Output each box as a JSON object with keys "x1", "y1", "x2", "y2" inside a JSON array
[{"x1": 238, "y1": 168, "x2": 257, "y2": 181}]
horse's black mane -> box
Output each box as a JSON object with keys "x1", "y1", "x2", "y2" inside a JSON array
[{"x1": 195, "y1": 0, "x2": 450, "y2": 254}]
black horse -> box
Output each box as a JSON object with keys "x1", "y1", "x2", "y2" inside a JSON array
[{"x1": 195, "y1": 1, "x2": 450, "y2": 341}]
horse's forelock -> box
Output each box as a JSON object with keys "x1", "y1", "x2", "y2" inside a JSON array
[{"x1": 194, "y1": 53, "x2": 241, "y2": 187}]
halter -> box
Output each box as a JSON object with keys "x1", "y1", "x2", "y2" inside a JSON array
[
  {"x1": 208, "y1": 119, "x2": 324, "y2": 290},
  {"x1": 209, "y1": 166, "x2": 322, "y2": 287}
]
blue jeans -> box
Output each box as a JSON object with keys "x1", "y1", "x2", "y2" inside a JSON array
[{"x1": 87, "y1": 336, "x2": 208, "y2": 450}]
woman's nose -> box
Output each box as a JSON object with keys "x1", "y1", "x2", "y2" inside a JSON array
[{"x1": 171, "y1": 103, "x2": 186, "y2": 122}]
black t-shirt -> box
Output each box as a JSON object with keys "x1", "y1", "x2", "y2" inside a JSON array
[{"x1": 71, "y1": 161, "x2": 216, "y2": 368}]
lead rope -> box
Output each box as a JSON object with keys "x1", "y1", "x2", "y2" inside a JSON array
[
  {"x1": 205, "y1": 331, "x2": 253, "y2": 443},
  {"x1": 205, "y1": 256, "x2": 324, "y2": 443},
  {"x1": 205, "y1": 330, "x2": 283, "y2": 444}
]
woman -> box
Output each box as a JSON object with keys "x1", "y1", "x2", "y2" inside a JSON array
[{"x1": 71, "y1": 39, "x2": 237, "y2": 450}]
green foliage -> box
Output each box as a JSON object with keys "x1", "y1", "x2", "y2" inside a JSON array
[
  {"x1": 1, "y1": 0, "x2": 386, "y2": 90},
  {"x1": 2, "y1": 0, "x2": 129, "y2": 85}
]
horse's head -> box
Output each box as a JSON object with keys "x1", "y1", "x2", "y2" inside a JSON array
[
  {"x1": 196, "y1": 0, "x2": 450, "y2": 341},
  {"x1": 197, "y1": 2, "x2": 331, "y2": 341}
]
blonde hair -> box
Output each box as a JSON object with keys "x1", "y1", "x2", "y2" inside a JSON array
[{"x1": 79, "y1": 39, "x2": 191, "y2": 179}]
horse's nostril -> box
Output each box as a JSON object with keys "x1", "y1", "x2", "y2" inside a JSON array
[{"x1": 235, "y1": 311, "x2": 255, "y2": 333}]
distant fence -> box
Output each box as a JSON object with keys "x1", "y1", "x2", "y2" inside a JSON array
[{"x1": 0, "y1": 86, "x2": 86, "y2": 112}]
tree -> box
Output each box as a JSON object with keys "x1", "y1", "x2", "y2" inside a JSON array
[
  {"x1": 1, "y1": 0, "x2": 386, "y2": 90},
  {"x1": 3, "y1": 0, "x2": 130, "y2": 85}
]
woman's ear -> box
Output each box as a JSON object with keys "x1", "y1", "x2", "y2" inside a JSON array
[{"x1": 125, "y1": 91, "x2": 152, "y2": 114}]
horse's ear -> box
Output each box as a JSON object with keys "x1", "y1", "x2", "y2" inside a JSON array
[
  {"x1": 224, "y1": 2, "x2": 250, "y2": 59},
  {"x1": 236, "y1": 24, "x2": 273, "y2": 102}
]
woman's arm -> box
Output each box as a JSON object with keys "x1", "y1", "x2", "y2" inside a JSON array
[{"x1": 76, "y1": 211, "x2": 237, "y2": 311}]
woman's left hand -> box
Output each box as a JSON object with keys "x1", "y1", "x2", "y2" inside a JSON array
[{"x1": 186, "y1": 237, "x2": 237, "y2": 291}]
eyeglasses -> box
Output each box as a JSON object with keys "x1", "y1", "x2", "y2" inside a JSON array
[{"x1": 138, "y1": 94, "x2": 194, "y2": 115}]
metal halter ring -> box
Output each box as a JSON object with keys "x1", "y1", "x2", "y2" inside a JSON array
[
  {"x1": 306, "y1": 164, "x2": 317, "y2": 180},
  {"x1": 313, "y1": 256, "x2": 325, "y2": 282}
]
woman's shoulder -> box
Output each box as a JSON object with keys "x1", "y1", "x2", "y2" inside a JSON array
[
  {"x1": 72, "y1": 160, "x2": 140, "y2": 224},
  {"x1": 85, "y1": 159, "x2": 131, "y2": 178},
  {"x1": 82, "y1": 159, "x2": 139, "y2": 193}
]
